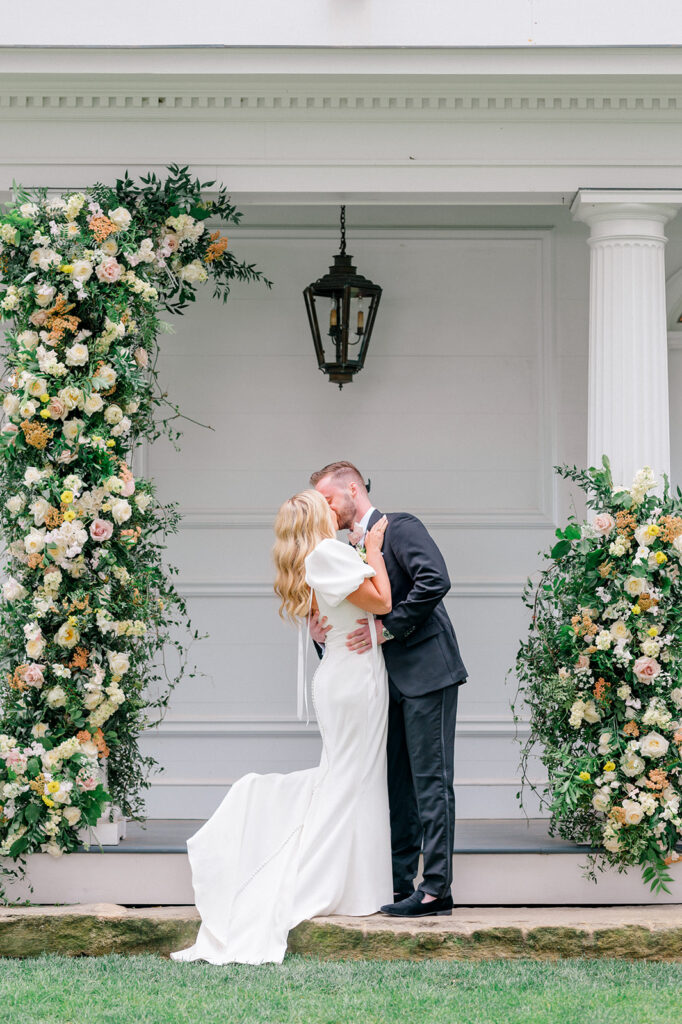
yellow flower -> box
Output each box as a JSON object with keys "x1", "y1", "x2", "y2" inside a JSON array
[
  {"x1": 632, "y1": 605, "x2": 641, "y2": 615},
  {"x1": 67, "y1": 615, "x2": 77, "y2": 626},
  {"x1": 40, "y1": 409, "x2": 51, "y2": 419},
  {"x1": 648, "y1": 627, "x2": 660, "y2": 637},
  {"x1": 106, "y1": 439, "x2": 116, "y2": 448},
  {"x1": 579, "y1": 771, "x2": 591, "y2": 782},
  {"x1": 92, "y1": 435, "x2": 102, "y2": 443},
  {"x1": 646, "y1": 524, "x2": 660, "y2": 537},
  {"x1": 655, "y1": 552, "x2": 667, "y2": 565},
  {"x1": 60, "y1": 490, "x2": 74, "y2": 505},
  {"x1": 39, "y1": 393, "x2": 50, "y2": 403},
  {"x1": 603, "y1": 761, "x2": 616, "y2": 773},
  {"x1": 59, "y1": 264, "x2": 74, "y2": 274},
  {"x1": 46, "y1": 780, "x2": 60, "y2": 794},
  {"x1": 63, "y1": 509, "x2": 76, "y2": 522},
  {"x1": 42, "y1": 795, "x2": 55, "y2": 807}
]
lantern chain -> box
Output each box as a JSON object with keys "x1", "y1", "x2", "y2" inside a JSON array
[{"x1": 339, "y1": 205, "x2": 346, "y2": 256}]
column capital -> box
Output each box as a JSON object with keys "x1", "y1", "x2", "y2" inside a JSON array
[{"x1": 571, "y1": 189, "x2": 682, "y2": 240}]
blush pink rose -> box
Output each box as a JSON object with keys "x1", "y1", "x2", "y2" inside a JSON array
[
  {"x1": 78, "y1": 776, "x2": 97, "y2": 791},
  {"x1": 575, "y1": 654, "x2": 591, "y2": 671},
  {"x1": 24, "y1": 663, "x2": 45, "y2": 687},
  {"x1": 593, "y1": 512, "x2": 616, "y2": 537},
  {"x1": 90, "y1": 518, "x2": 113, "y2": 542},
  {"x1": 633, "y1": 656, "x2": 661, "y2": 684},
  {"x1": 120, "y1": 477, "x2": 135, "y2": 497},
  {"x1": 48, "y1": 397, "x2": 67, "y2": 420},
  {"x1": 95, "y1": 257, "x2": 123, "y2": 284}
]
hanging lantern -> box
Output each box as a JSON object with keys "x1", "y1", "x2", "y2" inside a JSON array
[{"x1": 303, "y1": 206, "x2": 382, "y2": 388}]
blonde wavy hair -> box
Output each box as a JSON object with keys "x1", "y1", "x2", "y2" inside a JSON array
[{"x1": 273, "y1": 489, "x2": 336, "y2": 622}]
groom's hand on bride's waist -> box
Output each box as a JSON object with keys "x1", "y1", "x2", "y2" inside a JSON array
[
  {"x1": 346, "y1": 618, "x2": 385, "y2": 654},
  {"x1": 309, "y1": 611, "x2": 331, "y2": 645}
]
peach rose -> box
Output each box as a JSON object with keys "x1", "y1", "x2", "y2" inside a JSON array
[
  {"x1": 90, "y1": 518, "x2": 113, "y2": 543},
  {"x1": 593, "y1": 512, "x2": 616, "y2": 537},
  {"x1": 133, "y1": 347, "x2": 148, "y2": 369},
  {"x1": 95, "y1": 257, "x2": 123, "y2": 284},
  {"x1": 575, "y1": 654, "x2": 591, "y2": 671},
  {"x1": 633, "y1": 656, "x2": 661, "y2": 684}
]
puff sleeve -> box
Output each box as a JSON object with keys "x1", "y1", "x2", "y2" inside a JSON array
[{"x1": 305, "y1": 538, "x2": 376, "y2": 607}]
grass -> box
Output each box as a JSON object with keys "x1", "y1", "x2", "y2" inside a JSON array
[{"x1": 0, "y1": 955, "x2": 681, "y2": 1024}]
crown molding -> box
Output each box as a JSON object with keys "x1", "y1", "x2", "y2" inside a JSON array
[{"x1": 0, "y1": 75, "x2": 681, "y2": 122}]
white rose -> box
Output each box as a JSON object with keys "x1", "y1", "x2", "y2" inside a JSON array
[
  {"x1": 3, "y1": 393, "x2": 20, "y2": 417},
  {"x1": 19, "y1": 202, "x2": 39, "y2": 218},
  {"x1": 62, "y1": 418, "x2": 84, "y2": 442},
  {"x1": 83, "y1": 691, "x2": 103, "y2": 711},
  {"x1": 55, "y1": 622, "x2": 79, "y2": 648},
  {"x1": 26, "y1": 637, "x2": 45, "y2": 659},
  {"x1": 622, "y1": 799, "x2": 644, "y2": 825},
  {"x1": 178, "y1": 260, "x2": 208, "y2": 284},
  {"x1": 19, "y1": 400, "x2": 37, "y2": 419},
  {"x1": 669, "y1": 688, "x2": 682, "y2": 709},
  {"x1": 83, "y1": 392, "x2": 104, "y2": 416},
  {"x1": 111, "y1": 416, "x2": 131, "y2": 437},
  {"x1": 621, "y1": 752, "x2": 646, "y2": 777},
  {"x1": 93, "y1": 365, "x2": 117, "y2": 391},
  {"x1": 23, "y1": 528, "x2": 46, "y2": 554},
  {"x1": 6, "y1": 495, "x2": 26, "y2": 515},
  {"x1": 135, "y1": 493, "x2": 152, "y2": 512},
  {"x1": 45, "y1": 685, "x2": 67, "y2": 709},
  {"x1": 597, "y1": 732, "x2": 613, "y2": 755},
  {"x1": 583, "y1": 701, "x2": 601, "y2": 724},
  {"x1": 29, "y1": 497, "x2": 51, "y2": 526},
  {"x1": 63, "y1": 806, "x2": 81, "y2": 826},
  {"x1": 17, "y1": 330, "x2": 40, "y2": 350},
  {"x1": 65, "y1": 343, "x2": 89, "y2": 367},
  {"x1": 104, "y1": 404, "x2": 123, "y2": 425},
  {"x1": 34, "y1": 284, "x2": 56, "y2": 308},
  {"x1": 110, "y1": 499, "x2": 132, "y2": 525},
  {"x1": 71, "y1": 259, "x2": 93, "y2": 284},
  {"x1": 2, "y1": 577, "x2": 27, "y2": 601},
  {"x1": 108, "y1": 207, "x2": 132, "y2": 231},
  {"x1": 592, "y1": 789, "x2": 611, "y2": 813},
  {"x1": 639, "y1": 732, "x2": 669, "y2": 758},
  {"x1": 623, "y1": 576, "x2": 646, "y2": 597},
  {"x1": 107, "y1": 650, "x2": 130, "y2": 676},
  {"x1": 609, "y1": 620, "x2": 630, "y2": 642},
  {"x1": 672, "y1": 536, "x2": 682, "y2": 559},
  {"x1": 634, "y1": 524, "x2": 657, "y2": 547}
]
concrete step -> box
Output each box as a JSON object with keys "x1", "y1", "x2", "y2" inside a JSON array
[
  {"x1": 6, "y1": 819, "x2": 682, "y2": 905},
  {"x1": 2, "y1": 904, "x2": 682, "y2": 960}
]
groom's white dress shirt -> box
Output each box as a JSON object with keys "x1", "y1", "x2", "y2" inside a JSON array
[{"x1": 354, "y1": 506, "x2": 376, "y2": 544}]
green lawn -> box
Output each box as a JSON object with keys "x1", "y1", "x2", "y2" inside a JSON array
[{"x1": 0, "y1": 955, "x2": 681, "y2": 1024}]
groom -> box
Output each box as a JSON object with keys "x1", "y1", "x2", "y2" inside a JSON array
[{"x1": 310, "y1": 461, "x2": 468, "y2": 917}]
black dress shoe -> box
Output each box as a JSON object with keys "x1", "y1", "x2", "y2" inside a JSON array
[
  {"x1": 392, "y1": 890, "x2": 414, "y2": 903},
  {"x1": 380, "y1": 889, "x2": 453, "y2": 917}
]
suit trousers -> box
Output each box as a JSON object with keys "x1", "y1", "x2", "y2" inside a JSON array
[{"x1": 387, "y1": 677, "x2": 459, "y2": 898}]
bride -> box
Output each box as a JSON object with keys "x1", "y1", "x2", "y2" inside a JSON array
[{"x1": 170, "y1": 489, "x2": 393, "y2": 965}]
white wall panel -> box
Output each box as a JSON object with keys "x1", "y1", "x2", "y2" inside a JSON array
[{"x1": 136, "y1": 224, "x2": 562, "y2": 817}]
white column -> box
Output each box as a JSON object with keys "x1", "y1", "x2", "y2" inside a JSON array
[{"x1": 571, "y1": 190, "x2": 682, "y2": 493}]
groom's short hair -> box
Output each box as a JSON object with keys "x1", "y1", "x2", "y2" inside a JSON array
[{"x1": 310, "y1": 461, "x2": 368, "y2": 492}]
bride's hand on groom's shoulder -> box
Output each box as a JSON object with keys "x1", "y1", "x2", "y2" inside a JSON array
[
  {"x1": 309, "y1": 610, "x2": 331, "y2": 645},
  {"x1": 365, "y1": 515, "x2": 388, "y2": 553}
]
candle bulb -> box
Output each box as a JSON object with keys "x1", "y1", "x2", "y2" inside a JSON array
[
  {"x1": 357, "y1": 310, "x2": 364, "y2": 332},
  {"x1": 330, "y1": 308, "x2": 337, "y2": 327}
]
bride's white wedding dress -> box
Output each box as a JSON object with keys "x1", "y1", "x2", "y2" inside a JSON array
[{"x1": 170, "y1": 537, "x2": 393, "y2": 965}]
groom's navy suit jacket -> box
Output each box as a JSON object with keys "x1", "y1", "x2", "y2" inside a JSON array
[{"x1": 364, "y1": 509, "x2": 467, "y2": 697}]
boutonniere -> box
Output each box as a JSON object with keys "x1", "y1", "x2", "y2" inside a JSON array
[{"x1": 355, "y1": 544, "x2": 367, "y2": 563}]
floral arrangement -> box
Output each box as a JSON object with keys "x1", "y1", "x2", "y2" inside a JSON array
[
  {"x1": 514, "y1": 458, "x2": 682, "y2": 893},
  {"x1": 0, "y1": 165, "x2": 268, "y2": 873}
]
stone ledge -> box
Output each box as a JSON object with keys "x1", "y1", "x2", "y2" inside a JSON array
[{"x1": 1, "y1": 904, "x2": 682, "y2": 960}]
